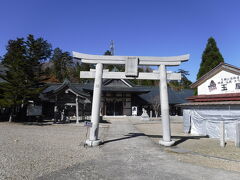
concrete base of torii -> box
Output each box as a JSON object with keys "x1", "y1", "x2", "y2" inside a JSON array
[
  {"x1": 85, "y1": 139, "x2": 102, "y2": 147},
  {"x1": 159, "y1": 140, "x2": 175, "y2": 146}
]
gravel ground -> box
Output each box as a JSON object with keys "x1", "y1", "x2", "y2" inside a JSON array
[
  {"x1": 37, "y1": 118, "x2": 240, "y2": 180},
  {"x1": 132, "y1": 117, "x2": 240, "y2": 172},
  {"x1": 0, "y1": 122, "x2": 109, "y2": 180},
  {"x1": 1, "y1": 117, "x2": 240, "y2": 179}
]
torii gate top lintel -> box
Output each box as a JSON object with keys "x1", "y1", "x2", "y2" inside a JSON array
[{"x1": 72, "y1": 51, "x2": 190, "y2": 66}]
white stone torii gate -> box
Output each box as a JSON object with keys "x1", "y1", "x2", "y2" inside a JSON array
[{"x1": 73, "y1": 52, "x2": 189, "y2": 147}]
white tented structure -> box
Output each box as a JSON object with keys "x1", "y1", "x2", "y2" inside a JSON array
[
  {"x1": 181, "y1": 63, "x2": 240, "y2": 145},
  {"x1": 182, "y1": 104, "x2": 240, "y2": 141}
]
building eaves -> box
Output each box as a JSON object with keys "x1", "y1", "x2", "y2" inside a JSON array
[
  {"x1": 178, "y1": 101, "x2": 240, "y2": 106},
  {"x1": 83, "y1": 86, "x2": 150, "y2": 93},
  {"x1": 191, "y1": 63, "x2": 240, "y2": 88},
  {"x1": 187, "y1": 93, "x2": 240, "y2": 102},
  {"x1": 42, "y1": 80, "x2": 90, "y2": 97},
  {"x1": 138, "y1": 87, "x2": 194, "y2": 104}
]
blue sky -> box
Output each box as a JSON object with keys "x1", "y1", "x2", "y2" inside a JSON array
[{"x1": 1, "y1": 0, "x2": 240, "y2": 81}]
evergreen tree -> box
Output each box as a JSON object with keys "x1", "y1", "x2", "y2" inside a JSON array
[
  {"x1": 0, "y1": 35, "x2": 52, "y2": 121},
  {"x1": 168, "y1": 69, "x2": 192, "y2": 90},
  {"x1": 104, "y1": 50, "x2": 112, "y2": 55},
  {"x1": 76, "y1": 62, "x2": 92, "y2": 83},
  {"x1": 25, "y1": 34, "x2": 52, "y2": 83},
  {"x1": 178, "y1": 69, "x2": 192, "y2": 88},
  {"x1": 0, "y1": 38, "x2": 31, "y2": 110},
  {"x1": 197, "y1": 37, "x2": 224, "y2": 79},
  {"x1": 103, "y1": 50, "x2": 124, "y2": 71},
  {"x1": 50, "y1": 48, "x2": 73, "y2": 82}
]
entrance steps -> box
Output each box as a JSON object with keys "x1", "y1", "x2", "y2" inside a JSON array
[
  {"x1": 102, "y1": 115, "x2": 183, "y2": 122},
  {"x1": 102, "y1": 115, "x2": 140, "y2": 121}
]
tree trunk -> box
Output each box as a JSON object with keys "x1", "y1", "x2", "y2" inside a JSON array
[
  {"x1": 9, "y1": 114, "x2": 12, "y2": 122},
  {"x1": 8, "y1": 108, "x2": 13, "y2": 122},
  {"x1": 20, "y1": 104, "x2": 27, "y2": 121}
]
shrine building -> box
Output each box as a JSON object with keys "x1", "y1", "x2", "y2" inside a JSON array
[{"x1": 41, "y1": 79, "x2": 193, "y2": 120}]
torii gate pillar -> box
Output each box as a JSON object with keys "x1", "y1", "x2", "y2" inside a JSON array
[
  {"x1": 85, "y1": 63, "x2": 103, "y2": 146},
  {"x1": 159, "y1": 64, "x2": 174, "y2": 146}
]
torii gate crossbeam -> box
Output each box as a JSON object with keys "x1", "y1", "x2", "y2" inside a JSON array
[{"x1": 73, "y1": 52, "x2": 190, "y2": 147}]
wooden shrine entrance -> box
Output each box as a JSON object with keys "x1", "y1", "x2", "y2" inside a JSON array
[{"x1": 105, "y1": 100, "x2": 123, "y2": 116}]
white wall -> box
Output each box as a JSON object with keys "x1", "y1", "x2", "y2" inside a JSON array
[{"x1": 198, "y1": 70, "x2": 240, "y2": 95}]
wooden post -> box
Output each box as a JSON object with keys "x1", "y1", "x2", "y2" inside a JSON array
[
  {"x1": 235, "y1": 121, "x2": 240, "y2": 147},
  {"x1": 76, "y1": 96, "x2": 79, "y2": 124},
  {"x1": 220, "y1": 121, "x2": 225, "y2": 147}
]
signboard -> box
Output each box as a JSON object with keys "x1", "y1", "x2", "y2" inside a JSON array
[
  {"x1": 125, "y1": 57, "x2": 138, "y2": 77},
  {"x1": 132, "y1": 106, "x2": 137, "y2": 116},
  {"x1": 27, "y1": 105, "x2": 42, "y2": 116},
  {"x1": 84, "y1": 121, "x2": 92, "y2": 127},
  {"x1": 198, "y1": 70, "x2": 240, "y2": 95}
]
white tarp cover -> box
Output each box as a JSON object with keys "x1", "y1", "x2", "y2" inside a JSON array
[{"x1": 183, "y1": 105, "x2": 240, "y2": 141}]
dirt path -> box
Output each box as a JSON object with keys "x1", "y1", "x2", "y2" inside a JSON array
[
  {"x1": 39, "y1": 119, "x2": 240, "y2": 180},
  {"x1": 133, "y1": 118, "x2": 240, "y2": 172}
]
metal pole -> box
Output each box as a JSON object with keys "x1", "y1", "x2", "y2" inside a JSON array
[{"x1": 76, "y1": 96, "x2": 79, "y2": 124}]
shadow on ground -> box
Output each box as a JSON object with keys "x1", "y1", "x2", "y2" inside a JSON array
[
  {"x1": 22, "y1": 121, "x2": 53, "y2": 126},
  {"x1": 3, "y1": 118, "x2": 111, "y2": 126},
  {"x1": 102, "y1": 132, "x2": 208, "y2": 146}
]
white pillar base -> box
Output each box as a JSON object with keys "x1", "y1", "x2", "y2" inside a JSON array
[
  {"x1": 159, "y1": 140, "x2": 175, "y2": 147},
  {"x1": 85, "y1": 139, "x2": 102, "y2": 147}
]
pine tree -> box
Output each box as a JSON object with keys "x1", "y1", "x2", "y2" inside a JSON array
[
  {"x1": 0, "y1": 35, "x2": 52, "y2": 121},
  {"x1": 104, "y1": 50, "x2": 112, "y2": 56},
  {"x1": 197, "y1": 37, "x2": 224, "y2": 79},
  {"x1": 50, "y1": 48, "x2": 73, "y2": 82},
  {"x1": 168, "y1": 69, "x2": 192, "y2": 90},
  {"x1": 0, "y1": 38, "x2": 29, "y2": 109},
  {"x1": 103, "y1": 50, "x2": 124, "y2": 72}
]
